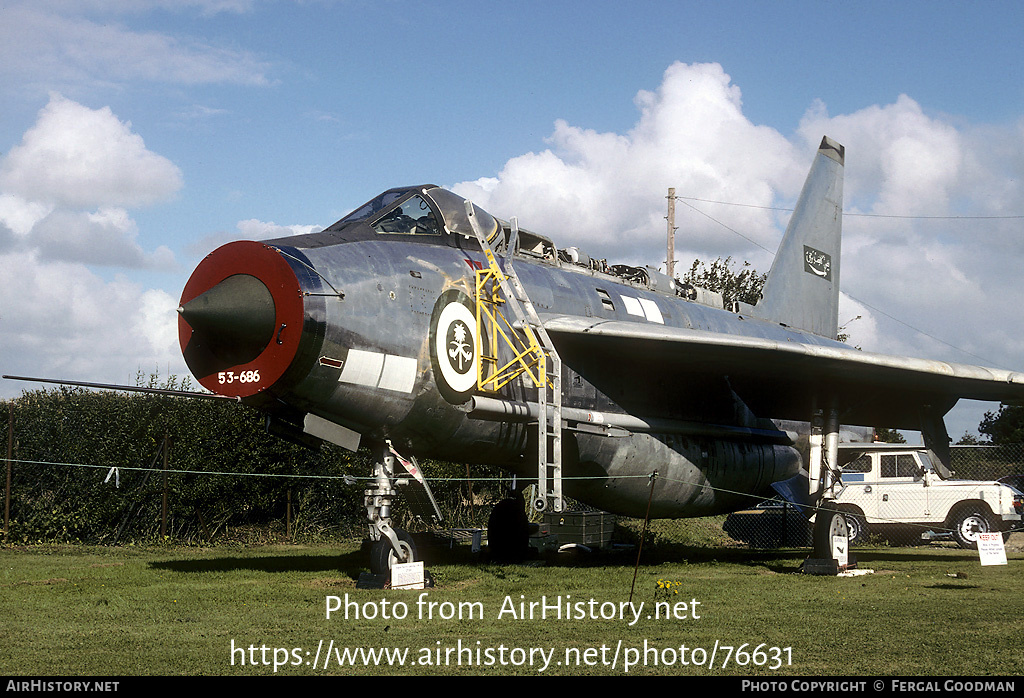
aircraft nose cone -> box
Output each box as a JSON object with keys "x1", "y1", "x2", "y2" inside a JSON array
[
  {"x1": 178, "y1": 274, "x2": 276, "y2": 365},
  {"x1": 178, "y1": 240, "x2": 309, "y2": 398}
]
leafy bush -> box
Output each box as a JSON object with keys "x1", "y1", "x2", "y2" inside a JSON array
[{"x1": 2, "y1": 377, "x2": 513, "y2": 544}]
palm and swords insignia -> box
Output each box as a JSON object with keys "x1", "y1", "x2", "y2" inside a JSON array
[{"x1": 447, "y1": 320, "x2": 474, "y2": 374}]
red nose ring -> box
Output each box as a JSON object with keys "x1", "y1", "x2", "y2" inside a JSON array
[{"x1": 178, "y1": 241, "x2": 305, "y2": 398}]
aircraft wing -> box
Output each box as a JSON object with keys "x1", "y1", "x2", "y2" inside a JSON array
[{"x1": 541, "y1": 314, "x2": 1024, "y2": 429}]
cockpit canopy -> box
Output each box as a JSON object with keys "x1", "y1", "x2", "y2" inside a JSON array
[{"x1": 329, "y1": 185, "x2": 500, "y2": 243}]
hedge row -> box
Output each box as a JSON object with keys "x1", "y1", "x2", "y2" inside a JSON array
[{"x1": 1, "y1": 379, "x2": 503, "y2": 544}]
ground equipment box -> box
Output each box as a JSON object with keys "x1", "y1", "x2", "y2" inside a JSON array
[{"x1": 543, "y1": 510, "x2": 616, "y2": 548}]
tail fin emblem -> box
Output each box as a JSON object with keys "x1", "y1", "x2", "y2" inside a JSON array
[{"x1": 803, "y1": 246, "x2": 832, "y2": 281}]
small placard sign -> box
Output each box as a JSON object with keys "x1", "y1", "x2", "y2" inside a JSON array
[
  {"x1": 832, "y1": 535, "x2": 848, "y2": 568},
  {"x1": 391, "y1": 561, "x2": 425, "y2": 589},
  {"x1": 977, "y1": 533, "x2": 1007, "y2": 566}
]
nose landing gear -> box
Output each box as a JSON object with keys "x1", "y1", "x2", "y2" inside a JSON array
[{"x1": 363, "y1": 441, "x2": 441, "y2": 582}]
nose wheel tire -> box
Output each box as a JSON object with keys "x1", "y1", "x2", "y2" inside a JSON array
[
  {"x1": 370, "y1": 529, "x2": 417, "y2": 575},
  {"x1": 838, "y1": 507, "x2": 868, "y2": 545}
]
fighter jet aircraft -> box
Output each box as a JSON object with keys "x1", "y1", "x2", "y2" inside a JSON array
[{"x1": 168, "y1": 136, "x2": 1024, "y2": 571}]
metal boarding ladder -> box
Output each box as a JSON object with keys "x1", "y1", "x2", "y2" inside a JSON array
[{"x1": 465, "y1": 202, "x2": 564, "y2": 513}]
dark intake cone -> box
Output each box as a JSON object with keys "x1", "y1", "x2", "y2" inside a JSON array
[{"x1": 178, "y1": 273, "x2": 277, "y2": 367}]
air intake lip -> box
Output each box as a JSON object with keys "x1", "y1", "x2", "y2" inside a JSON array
[{"x1": 178, "y1": 241, "x2": 305, "y2": 398}]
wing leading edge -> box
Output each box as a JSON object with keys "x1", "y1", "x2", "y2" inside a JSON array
[{"x1": 541, "y1": 314, "x2": 1024, "y2": 430}]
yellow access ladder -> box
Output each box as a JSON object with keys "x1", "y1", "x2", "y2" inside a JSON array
[{"x1": 464, "y1": 202, "x2": 564, "y2": 513}]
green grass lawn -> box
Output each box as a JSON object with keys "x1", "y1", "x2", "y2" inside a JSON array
[{"x1": 2, "y1": 540, "x2": 1021, "y2": 676}]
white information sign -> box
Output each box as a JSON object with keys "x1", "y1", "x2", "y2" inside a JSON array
[
  {"x1": 977, "y1": 532, "x2": 1007, "y2": 566},
  {"x1": 391, "y1": 561, "x2": 425, "y2": 589},
  {"x1": 832, "y1": 535, "x2": 848, "y2": 568}
]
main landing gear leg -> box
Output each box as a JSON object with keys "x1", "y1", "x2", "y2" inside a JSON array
[{"x1": 804, "y1": 405, "x2": 855, "y2": 574}]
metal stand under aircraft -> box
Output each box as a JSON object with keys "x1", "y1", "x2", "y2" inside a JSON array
[{"x1": 486, "y1": 490, "x2": 532, "y2": 562}]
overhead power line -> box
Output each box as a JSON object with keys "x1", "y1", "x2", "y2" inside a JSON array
[
  {"x1": 674, "y1": 198, "x2": 773, "y2": 254},
  {"x1": 673, "y1": 195, "x2": 1024, "y2": 220}
]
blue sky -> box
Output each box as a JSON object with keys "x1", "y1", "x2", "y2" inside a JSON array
[{"x1": 2, "y1": 0, "x2": 1023, "y2": 439}]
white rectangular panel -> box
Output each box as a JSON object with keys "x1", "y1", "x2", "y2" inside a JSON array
[
  {"x1": 621, "y1": 295, "x2": 644, "y2": 317},
  {"x1": 378, "y1": 354, "x2": 418, "y2": 393},
  {"x1": 638, "y1": 298, "x2": 664, "y2": 324},
  {"x1": 339, "y1": 349, "x2": 384, "y2": 387}
]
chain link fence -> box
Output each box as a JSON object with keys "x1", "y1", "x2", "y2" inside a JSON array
[
  {"x1": 716, "y1": 444, "x2": 1024, "y2": 550},
  {"x1": 3, "y1": 393, "x2": 1022, "y2": 553}
]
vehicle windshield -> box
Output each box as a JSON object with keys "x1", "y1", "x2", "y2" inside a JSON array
[
  {"x1": 920, "y1": 450, "x2": 954, "y2": 479},
  {"x1": 842, "y1": 455, "x2": 871, "y2": 473}
]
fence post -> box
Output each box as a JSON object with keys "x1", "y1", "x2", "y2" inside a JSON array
[
  {"x1": 161, "y1": 433, "x2": 170, "y2": 539},
  {"x1": 465, "y1": 463, "x2": 475, "y2": 522},
  {"x1": 781, "y1": 501, "x2": 789, "y2": 547},
  {"x1": 629, "y1": 470, "x2": 658, "y2": 604},
  {"x1": 4, "y1": 402, "x2": 12, "y2": 540}
]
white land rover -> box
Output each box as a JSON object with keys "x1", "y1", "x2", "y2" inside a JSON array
[{"x1": 831, "y1": 445, "x2": 1023, "y2": 548}]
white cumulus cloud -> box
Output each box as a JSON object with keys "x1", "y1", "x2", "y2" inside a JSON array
[
  {"x1": 450, "y1": 61, "x2": 1024, "y2": 439},
  {"x1": 454, "y1": 62, "x2": 802, "y2": 269},
  {"x1": 0, "y1": 94, "x2": 181, "y2": 269},
  {"x1": 0, "y1": 253, "x2": 185, "y2": 385},
  {"x1": 1, "y1": 93, "x2": 183, "y2": 210},
  {"x1": 0, "y1": 96, "x2": 187, "y2": 394}
]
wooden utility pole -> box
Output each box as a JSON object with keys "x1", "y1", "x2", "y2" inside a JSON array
[{"x1": 666, "y1": 188, "x2": 677, "y2": 279}]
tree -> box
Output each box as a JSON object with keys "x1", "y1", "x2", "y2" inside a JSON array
[
  {"x1": 873, "y1": 427, "x2": 906, "y2": 444},
  {"x1": 682, "y1": 256, "x2": 765, "y2": 306},
  {"x1": 978, "y1": 403, "x2": 1024, "y2": 444},
  {"x1": 682, "y1": 256, "x2": 854, "y2": 344}
]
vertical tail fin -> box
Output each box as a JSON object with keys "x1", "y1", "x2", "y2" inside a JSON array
[{"x1": 755, "y1": 136, "x2": 845, "y2": 338}]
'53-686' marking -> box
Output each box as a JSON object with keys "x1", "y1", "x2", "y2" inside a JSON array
[{"x1": 218, "y1": 370, "x2": 261, "y2": 385}]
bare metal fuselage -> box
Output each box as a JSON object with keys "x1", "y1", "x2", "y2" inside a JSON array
[
  {"x1": 174, "y1": 139, "x2": 1024, "y2": 534},
  {"x1": 192, "y1": 230, "x2": 824, "y2": 518}
]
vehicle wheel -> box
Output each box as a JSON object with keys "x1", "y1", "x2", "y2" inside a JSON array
[
  {"x1": 950, "y1": 508, "x2": 994, "y2": 549},
  {"x1": 812, "y1": 507, "x2": 849, "y2": 559},
  {"x1": 488, "y1": 497, "x2": 530, "y2": 562},
  {"x1": 369, "y1": 529, "x2": 416, "y2": 575},
  {"x1": 838, "y1": 506, "x2": 868, "y2": 545}
]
